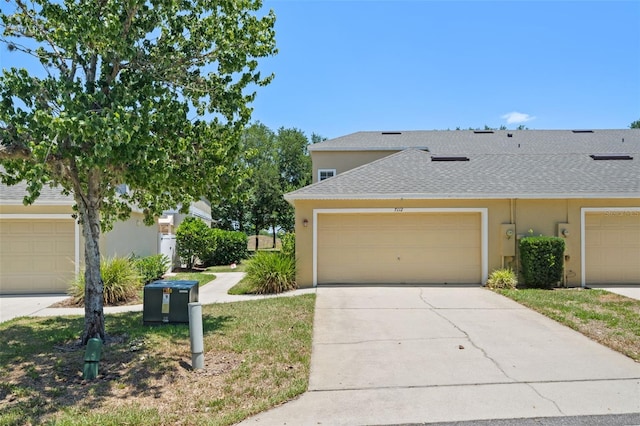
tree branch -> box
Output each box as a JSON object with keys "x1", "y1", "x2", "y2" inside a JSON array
[{"x1": 13, "y1": 0, "x2": 71, "y2": 79}]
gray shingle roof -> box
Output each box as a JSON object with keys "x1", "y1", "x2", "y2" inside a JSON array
[
  {"x1": 308, "y1": 129, "x2": 640, "y2": 154},
  {"x1": 0, "y1": 180, "x2": 73, "y2": 204},
  {"x1": 288, "y1": 129, "x2": 640, "y2": 200}
]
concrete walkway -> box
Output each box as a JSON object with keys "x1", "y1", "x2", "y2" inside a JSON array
[
  {"x1": 0, "y1": 272, "x2": 315, "y2": 323},
  {"x1": 240, "y1": 286, "x2": 640, "y2": 425},
  {"x1": 595, "y1": 286, "x2": 640, "y2": 301}
]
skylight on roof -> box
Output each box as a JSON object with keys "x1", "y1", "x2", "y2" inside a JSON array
[
  {"x1": 590, "y1": 154, "x2": 633, "y2": 160},
  {"x1": 572, "y1": 130, "x2": 594, "y2": 133},
  {"x1": 431, "y1": 156, "x2": 470, "y2": 162},
  {"x1": 381, "y1": 132, "x2": 402, "y2": 135},
  {"x1": 473, "y1": 130, "x2": 494, "y2": 134}
]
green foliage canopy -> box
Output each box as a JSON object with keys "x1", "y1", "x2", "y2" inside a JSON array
[
  {"x1": 0, "y1": 0, "x2": 276, "y2": 343},
  {"x1": 0, "y1": 0, "x2": 276, "y2": 228}
]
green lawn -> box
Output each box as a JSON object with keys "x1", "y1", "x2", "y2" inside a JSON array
[
  {"x1": 0, "y1": 294, "x2": 315, "y2": 426},
  {"x1": 163, "y1": 271, "x2": 216, "y2": 285},
  {"x1": 205, "y1": 263, "x2": 248, "y2": 273},
  {"x1": 497, "y1": 288, "x2": 640, "y2": 361}
]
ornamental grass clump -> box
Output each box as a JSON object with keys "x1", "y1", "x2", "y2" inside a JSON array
[
  {"x1": 69, "y1": 256, "x2": 142, "y2": 305},
  {"x1": 246, "y1": 251, "x2": 297, "y2": 294},
  {"x1": 486, "y1": 268, "x2": 518, "y2": 289}
]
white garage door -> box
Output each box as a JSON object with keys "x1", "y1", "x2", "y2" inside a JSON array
[
  {"x1": 0, "y1": 219, "x2": 76, "y2": 294},
  {"x1": 585, "y1": 212, "x2": 640, "y2": 285},
  {"x1": 317, "y1": 212, "x2": 482, "y2": 285}
]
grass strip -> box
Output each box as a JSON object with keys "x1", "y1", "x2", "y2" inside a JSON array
[
  {"x1": 497, "y1": 288, "x2": 640, "y2": 361},
  {"x1": 0, "y1": 294, "x2": 315, "y2": 425}
]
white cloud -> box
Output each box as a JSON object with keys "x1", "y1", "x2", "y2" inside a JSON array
[{"x1": 501, "y1": 112, "x2": 535, "y2": 124}]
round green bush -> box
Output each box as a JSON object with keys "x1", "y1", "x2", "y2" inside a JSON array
[
  {"x1": 176, "y1": 217, "x2": 215, "y2": 269},
  {"x1": 206, "y1": 229, "x2": 249, "y2": 266}
]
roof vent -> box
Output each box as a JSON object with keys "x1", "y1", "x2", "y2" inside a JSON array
[
  {"x1": 572, "y1": 130, "x2": 594, "y2": 133},
  {"x1": 507, "y1": 133, "x2": 513, "y2": 138},
  {"x1": 381, "y1": 132, "x2": 402, "y2": 135},
  {"x1": 590, "y1": 154, "x2": 633, "y2": 160},
  {"x1": 431, "y1": 156, "x2": 470, "y2": 162},
  {"x1": 473, "y1": 130, "x2": 494, "y2": 134}
]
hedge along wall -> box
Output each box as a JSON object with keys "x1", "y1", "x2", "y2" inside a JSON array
[{"x1": 519, "y1": 236, "x2": 565, "y2": 288}]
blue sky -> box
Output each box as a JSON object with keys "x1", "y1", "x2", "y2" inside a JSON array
[{"x1": 250, "y1": 1, "x2": 640, "y2": 139}]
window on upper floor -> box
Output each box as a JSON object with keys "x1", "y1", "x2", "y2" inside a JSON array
[{"x1": 318, "y1": 169, "x2": 336, "y2": 181}]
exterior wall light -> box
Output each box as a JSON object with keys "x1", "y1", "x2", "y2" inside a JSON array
[{"x1": 303, "y1": 219, "x2": 309, "y2": 228}]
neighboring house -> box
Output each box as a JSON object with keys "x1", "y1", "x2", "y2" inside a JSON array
[
  {"x1": 0, "y1": 182, "x2": 212, "y2": 294},
  {"x1": 285, "y1": 129, "x2": 640, "y2": 288}
]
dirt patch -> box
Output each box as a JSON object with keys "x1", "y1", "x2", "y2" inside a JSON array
[{"x1": 1, "y1": 334, "x2": 243, "y2": 423}]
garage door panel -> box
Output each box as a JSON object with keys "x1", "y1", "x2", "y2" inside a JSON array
[
  {"x1": 0, "y1": 219, "x2": 75, "y2": 293},
  {"x1": 318, "y1": 213, "x2": 481, "y2": 285},
  {"x1": 585, "y1": 212, "x2": 640, "y2": 285}
]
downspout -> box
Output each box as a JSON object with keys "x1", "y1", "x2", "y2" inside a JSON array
[{"x1": 513, "y1": 199, "x2": 519, "y2": 277}]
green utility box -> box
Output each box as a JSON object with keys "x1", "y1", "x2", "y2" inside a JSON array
[{"x1": 143, "y1": 280, "x2": 199, "y2": 325}]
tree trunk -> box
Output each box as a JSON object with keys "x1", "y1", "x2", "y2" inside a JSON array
[
  {"x1": 272, "y1": 224, "x2": 276, "y2": 249},
  {"x1": 76, "y1": 173, "x2": 105, "y2": 345},
  {"x1": 254, "y1": 222, "x2": 259, "y2": 251}
]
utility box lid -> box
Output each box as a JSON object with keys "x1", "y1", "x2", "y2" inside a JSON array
[{"x1": 146, "y1": 280, "x2": 198, "y2": 291}]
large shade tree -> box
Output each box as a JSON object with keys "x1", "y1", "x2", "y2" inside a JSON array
[{"x1": 0, "y1": 0, "x2": 276, "y2": 344}]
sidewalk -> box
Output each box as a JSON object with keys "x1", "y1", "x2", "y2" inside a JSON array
[{"x1": 0, "y1": 272, "x2": 315, "y2": 323}]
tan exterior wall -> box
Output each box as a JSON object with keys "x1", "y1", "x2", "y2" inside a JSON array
[
  {"x1": 293, "y1": 198, "x2": 640, "y2": 288},
  {"x1": 100, "y1": 212, "x2": 159, "y2": 258},
  {"x1": 311, "y1": 151, "x2": 398, "y2": 183}
]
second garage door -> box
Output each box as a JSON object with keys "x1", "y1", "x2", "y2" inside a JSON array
[
  {"x1": 585, "y1": 211, "x2": 640, "y2": 285},
  {"x1": 0, "y1": 219, "x2": 76, "y2": 294},
  {"x1": 317, "y1": 212, "x2": 481, "y2": 285}
]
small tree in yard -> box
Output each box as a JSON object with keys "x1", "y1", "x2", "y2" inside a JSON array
[
  {"x1": 176, "y1": 217, "x2": 214, "y2": 270},
  {"x1": 0, "y1": 0, "x2": 276, "y2": 344}
]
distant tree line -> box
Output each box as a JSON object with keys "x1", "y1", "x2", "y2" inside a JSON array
[{"x1": 209, "y1": 122, "x2": 324, "y2": 249}]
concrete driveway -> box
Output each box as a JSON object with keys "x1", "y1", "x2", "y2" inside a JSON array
[{"x1": 241, "y1": 286, "x2": 640, "y2": 425}]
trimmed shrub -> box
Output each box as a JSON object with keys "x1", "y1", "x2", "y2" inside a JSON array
[
  {"x1": 207, "y1": 229, "x2": 249, "y2": 266},
  {"x1": 486, "y1": 268, "x2": 517, "y2": 289},
  {"x1": 519, "y1": 236, "x2": 565, "y2": 288},
  {"x1": 281, "y1": 232, "x2": 295, "y2": 259},
  {"x1": 133, "y1": 254, "x2": 170, "y2": 284},
  {"x1": 176, "y1": 217, "x2": 215, "y2": 269},
  {"x1": 68, "y1": 256, "x2": 142, "y2": 305},
  {"x1": 245, "y1": 251, "x2": 297, "y2": 294}
]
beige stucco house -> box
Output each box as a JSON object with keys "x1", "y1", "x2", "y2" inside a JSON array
[
  {"x1": 0, "y1": 182, "x2": 212, "y2": 294},
  {"x1": 285, "y1": 129, "x2": 640, "y2": 288}
]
